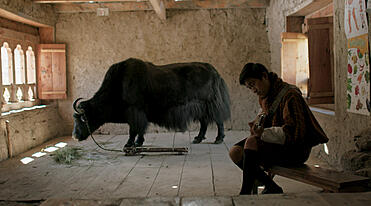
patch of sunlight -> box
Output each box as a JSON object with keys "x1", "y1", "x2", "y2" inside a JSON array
[
  {"x1": 2, "y1": 105, "x2": 47, "y2": 116},
  {"x1": 44, "y1": 146, "x2": 59, "y2": 152},
  {"x1": 20, "y1": 157, "x2": 34, "y2": 164},
  {"x1": 32, "y1": 152, "x2": 46, "y2": 158},
  {"x1": 172, "y1": 185, "x2": 178, "y2": 189},
  {"x1": 324, "y1": 143, "x2": 329, "y2": 155},
  {"x1": 55, "y1": 142, "x2": 67, "y2": 148}
]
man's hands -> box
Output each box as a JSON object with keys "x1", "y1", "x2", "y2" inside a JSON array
[
  {"x1": 248, "y1": 113, "x2": 266, "y2": 137},
  {"x1": 244, "y1": 113, "x2": 266, "y2": 151}
]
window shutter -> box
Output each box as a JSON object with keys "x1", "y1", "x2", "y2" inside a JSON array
[
  {"x1": 307, "y1": 17, "x2": 334, "y2": 104},
  {"x1": 36, "y1": 44, "x2": 66, "y2": 99}
]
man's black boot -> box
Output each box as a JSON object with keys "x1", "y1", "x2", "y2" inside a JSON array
[
  {"x1": 240, "y1": 149, "x2": 259, "y2": 195},
  {"x1": 256, "y1": 168, "x2": 283, "y2": 194}
]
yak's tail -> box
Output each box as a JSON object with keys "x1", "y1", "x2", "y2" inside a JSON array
[
  {"x1": 195, "y1": 63, "x2": 231, "y2": 125},
  {"x1": 207, "y1": 68, "x2": 231, "y2": 124}
]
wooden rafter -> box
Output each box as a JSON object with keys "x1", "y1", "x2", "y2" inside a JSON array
[
  {"x1": 33, "y1": 0, "x2": 141, "y2": 3},
  {"x1": 35, "y1": 0, "x2": 268, "y2": 8},
  {"x1": 36, "y1": 0, "x2": 269, "y2": 20}
]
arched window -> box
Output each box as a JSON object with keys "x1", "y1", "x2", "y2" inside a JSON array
[
  {"x1": 26, "y1": 46, "x2": 36, "y2": 84},
  {"x1": 1, "y1": 42, "x2": 13, "y2": 85},
  {"x1": 14, "y1": 44, "x2": 25, "y2": 85}
]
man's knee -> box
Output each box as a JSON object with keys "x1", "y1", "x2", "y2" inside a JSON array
[
  {"x1": 244, "y1": 136, "x2": 258, "y2": 151},
  {"x1": 229, "y1": 145, "x2": 243, "y2": 163}
]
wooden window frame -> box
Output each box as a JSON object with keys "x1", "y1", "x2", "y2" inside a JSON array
[
  {"x1": 284, "y1": 5, "x2": 335, "y2": 110},
  {"x1": 0, "y1": 27, "x2": 40, "y2": 113}
]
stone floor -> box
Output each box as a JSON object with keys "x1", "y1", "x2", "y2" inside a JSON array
[{"x1": 0, "y1": 130, "x2": 370, "y2": 205}]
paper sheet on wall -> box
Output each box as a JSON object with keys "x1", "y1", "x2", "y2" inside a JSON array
[
  {"x1": 347, "y1": 34, "x2": 370, "y2": 115},
  {"x1": 345, "y1": 0, "x2": 370, "y2": 115},
  {"x1": 344, "y1": 0, "x2": 368, "y2": 39}
]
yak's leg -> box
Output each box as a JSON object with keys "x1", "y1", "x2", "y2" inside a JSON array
[
  {"x1": 124, "y1": 127, "x2": 137, "y2": 148},
  {"x1": 125, "y1": 109, "x2": 148, "y2": 147},
  {"x1": 214, "y1": 122, "x2": 225, "y2": 144},
  {"x1": 134, "y1": 130, "x2": 145, "y2": 147},
  {"x1": 192, "y1": 119, "x2": 208, "y2": 144}
]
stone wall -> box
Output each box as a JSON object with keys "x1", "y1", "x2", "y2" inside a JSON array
[
  {"x1": 0, "y1": 0, "x2": 60, "y2": 161},
  {"x1": 0, "y1": 0, "x2": 56, "y2": 26},
  {"x1": 55, "y1": 9, "x2": 270, "y2": 135},
  {"x1": 0, "y1": 106, "x2": 67, "y2": 161},
  {"x1": 266, "y1": 0, "x2": 371, "y2": 168}
]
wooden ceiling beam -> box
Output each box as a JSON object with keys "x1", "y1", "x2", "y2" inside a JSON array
[
  {"x1": 55, "y1": 2, "x2": 152, "y2": 13},
  {"x1": 54, "y1": 0, "x2": 268, "y2": 13},
  {"x1": 33, "y1": 0, "x2": 141, "y2": 3}
]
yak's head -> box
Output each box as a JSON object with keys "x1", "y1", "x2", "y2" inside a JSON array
[{"x1": 72, "y1": 98, "x2": 101, "y2": 141}]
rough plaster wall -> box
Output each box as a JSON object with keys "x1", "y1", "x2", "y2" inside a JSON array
[
  {"x1": 0, "y1": 121, "x2": 7, "y2": 161},
  {"x1": 267, "y1": 0, "x2": 371, "y2": 168},
  {"x1": 0, "y1": 1, "x2": 59, "y2": 161},
  {"x1": 0, "y1": 0, "x2": 57, "y2": 26},
  {"x1": 265, "y1": 0, "x2": 313, "y2": 73},
  {"x1": 0, "y1": 106, "x2": 66, "y2": 160},
  {"x1": 56, "y1": 9, "x2": 270, "y2": 137}
]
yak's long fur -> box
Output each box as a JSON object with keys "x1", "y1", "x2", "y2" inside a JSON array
[{"x1": 74, "y1": 58, "x2": 230, "y2": 146}]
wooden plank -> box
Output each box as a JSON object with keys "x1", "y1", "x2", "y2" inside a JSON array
[
  {"x1": 54, "y1": 0, "x2": 268, "y2": 13},
  {"x1": 41, "y1": 199, "x2": 123, "y2": 206},
  {"x1": 234, "y1": 192, "x2": 330, "y2": 206},
  {"x1": 111, "y1": 166, "x2": 162, "y2": 198},
  {"x1": 37, "y1": 44, "x2": 67, "y2": 99},
  {"x1": 307, "y1": 16, "x2": 333, "y2": 104},
  {"x1": 0, "y1": 17, "x2": 39, "y2": 36},
  {"x1": 0, "y1": 27, "x2": 39, "y2": 43},
  {"x1": 290, "y1": 0, "x2": 333, "y2": 16},
  {"x1": 268, "y1": 164, "x2": 370, "y2": 192},
  {"x1": 39, "y1": 27, "x2": 55, "y2": 44},
  {"x1": 178, "y1": 143, "x2": 214, "y2": 196},
  {"x1": 182, "y1": 197, "x2": 233, "y2": 206},
  {"x1": 209, "y1": 145, "x2": 241, "y2": 196},
  {"x1": 76, "y1": 155, "x2": 141, "y2": 199},
  {"x1": 0, "y1": 8, "x2": 51, "y2": 27},
  {"x1": 34, "y1": 0, "x2": 139, "y2": 3},
  {"x1": 119, "y1": 197, "x2": 180, "y2": 206},
  {"x1": 306, "y1": 2, "x2": 333, "y2": 19},
  {"x1": 319, "y1": 192, "x2": 371, "y2": 206},
  {"x1": 147, "y1": 155, "x2": 186, "y2": 197}
]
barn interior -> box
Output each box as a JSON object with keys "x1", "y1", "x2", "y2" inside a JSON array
[{"x1": 0, "y1": 0, "x2": 371, "y2": 205}]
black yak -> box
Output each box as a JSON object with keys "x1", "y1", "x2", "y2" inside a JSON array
[{"x1": 72, "y1": 58, "x2": 230, "y2": 147}]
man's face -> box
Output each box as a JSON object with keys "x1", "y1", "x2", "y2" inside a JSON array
[{"x1": 244, "y1": 74, "x2": 270, "y2": 98}]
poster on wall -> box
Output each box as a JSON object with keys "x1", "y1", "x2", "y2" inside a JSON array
[
  {"x1": 344, "y1": 0, "x2": 368, "y2": 39},
  {"x1": 345, "y1": 0, "x2": 370, "y2": 115}
]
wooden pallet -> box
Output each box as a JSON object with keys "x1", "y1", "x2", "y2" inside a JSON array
[{"x1": 266, "y1": 164, "x2": 370, "y2": 193}]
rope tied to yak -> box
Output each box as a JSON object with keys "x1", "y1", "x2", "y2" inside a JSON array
[{"x1": 82, "y1": 114, "x2": 188, "y2": 155}]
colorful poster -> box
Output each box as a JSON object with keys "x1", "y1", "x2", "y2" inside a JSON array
[
  {"x1": 345, "y1": 0, "x2": 370, "y2": 115},
  {"x1": 344, "y1": 0, "x2": 368, "y2": 39},
  {"x1": 347, "y1": 34, "x2": 370, "y2": 115}
]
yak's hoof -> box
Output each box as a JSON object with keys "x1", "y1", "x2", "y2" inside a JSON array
[
  {"x1": 134, "y1": 138, "x2": 144, "y2": 147},
  {"x1": 124, "y1": 140, "x2": 135, "y2": 148},
  {"x1": 192, "y1": 136, "x2": 206, "y2": 144},
  {"x1": 214, "y1": 136, "x2": 224, "y2": 144}
]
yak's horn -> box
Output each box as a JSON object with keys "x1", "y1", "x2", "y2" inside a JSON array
[{"x1": 73, "y1": 98, "x2": 84, "y2": 114}]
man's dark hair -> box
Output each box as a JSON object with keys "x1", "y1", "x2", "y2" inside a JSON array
[{"x1": 239, "y1": 63, "x2": 269, "y2": 85}]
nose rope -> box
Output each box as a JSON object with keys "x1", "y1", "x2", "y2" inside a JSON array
[{"x1": 83, "y1": 114, "x2": 123, "y2": 152}]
